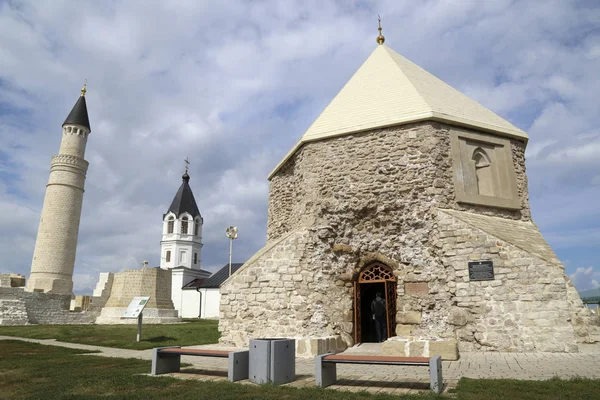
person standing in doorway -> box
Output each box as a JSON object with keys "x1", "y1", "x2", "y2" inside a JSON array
[{"x1": 371, "y1": 292, "x2": 387, "y2": 342}]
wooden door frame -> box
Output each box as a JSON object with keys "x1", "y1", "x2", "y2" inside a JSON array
[{"x1": 353, "y1": 262, "x2": 397, "y2": 344}]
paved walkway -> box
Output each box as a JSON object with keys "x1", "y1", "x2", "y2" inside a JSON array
[{"x1": 3, "y1": 336, "x2": 600, "y2": 395}]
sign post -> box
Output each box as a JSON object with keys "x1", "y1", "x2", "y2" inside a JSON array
[
  {"x1": 137, "y1": 313, "x2": 143, "y2": 342},
  {"x1": 122, "y1": 296, "x2": 150, "y2": 342}
]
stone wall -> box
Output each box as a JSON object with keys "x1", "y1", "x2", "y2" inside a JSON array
[
  {"x1": 89, "y1": 272, "x2": 113, "y2": 312},
  {"x1": 260, "y1": 122, "x2": 532, "y2": 349},
  {"x1": 218, "y1": 230, "x2": 348, "y2": 356},
  {"x1": 434, "y1": 209, "x2": 592, "y2": 352},
  {"x1": 510, "y1": 140, "x2": 531, "y2": 220},
  {"x1": 0, "y1": 299, "x2": 29, "y2": 325},
  {"x1": 70, "y1": 296, "x2": 91, "y2": 312},
  {"x1": 266, "y1": 122, "x2": 531, "y2": 243},
  {"x1": 0, "y1": 287, "x2": 99, "y2": 325},
  {"x1": 92, "y1": 272, "x2": 113, "y2": 297},
  {"x1": 219, "y1": 121, "x2": 598, "y2": 355},
  {"x1": 96, "y1": 267, "x2": 179, "y2": 324},
  {"x1": 220, "y1": 232, "x2": 314, "y2": 339},
  {"x1": 102, "y1": 268, "x2": 173, "y2": 309},
  {"x1": 0, "y1": 274, "x2": 26, "y2": 288}
]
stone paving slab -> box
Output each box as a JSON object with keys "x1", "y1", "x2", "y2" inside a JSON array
[
  {"x1": 160, "y1": 369, "x2": 446, "y2": 396},
  {"x1": 3, "y1": 336, "x2": 600, "y2": 395}
]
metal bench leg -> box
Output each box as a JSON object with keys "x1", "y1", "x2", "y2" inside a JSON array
[
  {"x1": 429, "y1": 355, "x2": 443, "y2": 394},
  {"x1": 151, "y1": 346, "x2": 182, "y2": 375},
  {"x1": 228, "y1": 350, "x2": 249, "y2": 382},
  {"x1": 315, "y1": 354, "x2": 337, "y2": 388}
]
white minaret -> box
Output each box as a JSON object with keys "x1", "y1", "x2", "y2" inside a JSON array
[
  {"x1": 26, "y1": 83, "x2": 91, "y2": 295},
  {"x1": 160, "y1": 164, "x2": 204, "y2": 270}
]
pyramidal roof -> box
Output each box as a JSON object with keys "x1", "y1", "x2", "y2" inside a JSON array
[
  {"x1": 166, "y1": 172, "x2": 202, "y2": 219},
  {"x1": 269, "y1": 44, "x2": 527, "y2": 179},
  {"x1": 63, "y1": 94, "x2": 91, "y2": 131}
]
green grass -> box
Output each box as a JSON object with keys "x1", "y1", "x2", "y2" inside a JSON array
[
  {"x1": 453, "y1": 377, "x2": 600, "y2": 400},
  {"x1": 0, "y1": 340, "x2": 436, "y2": 400},
  {"x1": 0, "y1": 319, "x2": 219, "y2": 350},
  {"x1": 2, "y1": 339, "x2": 600, "y2": 399}
]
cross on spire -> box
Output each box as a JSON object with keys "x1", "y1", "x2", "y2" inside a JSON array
[
  {"x1": 184, "y1": 157, "x2": 190, "y2": 173},
  {"x1": 377, "y1": 15, "x2": 385, "y2": 45},
  {"x1": 81, "y1": 79, "x2": 87, "y2": 97}
]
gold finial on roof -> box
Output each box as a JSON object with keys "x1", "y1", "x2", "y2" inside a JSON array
[
  {"x1": 80, "y1": 79, "x2": 87, "y2": 97},
  {"x1": 376, "y1": 15, "x2": 385, "y2": 45}
]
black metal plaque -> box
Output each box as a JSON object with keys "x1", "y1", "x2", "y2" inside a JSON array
[{"x1": 468, "y1": 261, "x2": 494, "y2": 281}]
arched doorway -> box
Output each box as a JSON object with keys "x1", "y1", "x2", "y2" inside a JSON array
[{"x1": 354, "y1": 263, "x2": 397, "y2": 343}]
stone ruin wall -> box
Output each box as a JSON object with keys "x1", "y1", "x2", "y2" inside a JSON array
[
  {"x1": 102, "y1": 267, "x2": 174, "y2": 310},
  {"x1": 0, "y1": 273, "x2": 110, "y2": 326},
  {"x1": 0, "y1": 274, "x2": 26, "y2": 288},
  {"x1": 96, "y1": 267, "x2": 179, "y2": 324},
  {"x1": 0, "y1": 287, "x2": 99, "y2": 325},
  {"x1": 219, "y1": 121, "x2": 599, "y2": 353}
]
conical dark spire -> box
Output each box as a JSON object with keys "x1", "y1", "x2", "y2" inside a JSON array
[
  {"x1": 167, "y1": 172, "x2": 201, "y2": 218},
  {"x1": 63, "y1": 82, "x2": 91, "y2": 131}
]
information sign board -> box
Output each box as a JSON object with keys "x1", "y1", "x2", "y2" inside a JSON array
[
  {"x1": 122, "y1": 296, "x2": 150, "y2": 319},
  {"x1": 468, "y1": 261, "x2": 494, "y2": 281}
]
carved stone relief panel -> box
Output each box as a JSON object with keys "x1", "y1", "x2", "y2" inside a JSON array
[{"x1": 450, "y1": 128, "x2": 520, "y2": 210}]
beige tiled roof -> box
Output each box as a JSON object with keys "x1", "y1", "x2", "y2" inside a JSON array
[{"x1": 269, "y1": 45, "x2": 528, "y2": 179}]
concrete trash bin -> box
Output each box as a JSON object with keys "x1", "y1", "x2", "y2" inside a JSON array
[{"x1": 249, "y1": 338, "x2": 296, "y2": 385}]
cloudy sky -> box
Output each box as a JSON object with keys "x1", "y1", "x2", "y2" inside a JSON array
[{"x1": 0, "y1": 0, "x2": 599, "y2": 295}]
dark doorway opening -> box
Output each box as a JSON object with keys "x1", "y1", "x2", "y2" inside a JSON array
[
  {"x1": 353, "y1": 262, "x2": 397, "y2": 344},
  {"x1": 359, "y1": 282, "x2": 385, "y2": 343}
]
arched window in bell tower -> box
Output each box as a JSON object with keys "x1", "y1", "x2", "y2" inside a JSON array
[
  {"x1": 194, "y1": 219, "x2": 200, "y2": 236},
  {"x1": 181, "y1": 216, "x2": 189, "y2": 234},
  {"x1": 167, "y1": 216, "x2": 174, "y2": 234},
  {"x1": 472, "y1": 148, "x2": 494, "y2": 197}
]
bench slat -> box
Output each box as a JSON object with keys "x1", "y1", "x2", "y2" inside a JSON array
[
  {"x1": 322, "y1": 359, "x2": 429, "y2": 366},
  {"x1": 323, "y1": 354, "x2": 429, "y2": 365},
  {"x1": 158, "y1": 348, "x2": 230, "y2": 357}
]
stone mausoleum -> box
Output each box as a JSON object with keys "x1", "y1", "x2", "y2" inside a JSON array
[{"x1": 218, "y1": 34, "x2": 599, "y2": 358}]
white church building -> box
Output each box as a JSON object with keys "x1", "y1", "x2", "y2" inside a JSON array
[
  {"x1": 192, "y1": 262, "x2": 243, "y2": 318},
  {"x1": 160, "y1": 170, "x2": 211, "y2": 318}
]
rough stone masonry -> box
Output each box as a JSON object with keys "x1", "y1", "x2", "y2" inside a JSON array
[{"x1": 218, "y1": 121, "x2": 600, "y2": 357}]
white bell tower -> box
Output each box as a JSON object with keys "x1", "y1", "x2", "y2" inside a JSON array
[
  {"x1": 160, "y1": 162, "x2": 209, "y2": 318},
  {"x1": 160, "y1": 165, "x2": 203, "y2": 270}
]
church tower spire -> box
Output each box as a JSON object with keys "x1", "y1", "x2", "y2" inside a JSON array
[
  {"x1": 160, "y1": 162, "x2": 203, "y2": 270},
  {"x1": 26, "y1": 82, "x2": 92, "y2": 295}
]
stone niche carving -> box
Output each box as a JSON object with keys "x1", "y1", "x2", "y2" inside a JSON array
[{"x1": 450, "y1": 128, "x2": 520, "y2": 210}]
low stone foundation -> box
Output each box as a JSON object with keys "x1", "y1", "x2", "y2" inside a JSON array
[
  {"x1": 381, "y1": 337, "x2": 459, "y2": 360},
  {"x1": 0, "y1": 274, "x2": 26, "y2": 288},
  {"x1": 95, "y1": 307, "x2": 180, "y2": 324},
  {"x1": 295, "y1": 335, "x2": 347, "y2": 358},
  {"x1": 0, "y1": 299, "x2": 29, "y2": 325},
  {"x1": 70, "y1": 295, "x2": 91, "y2": 312},
  {"x1": 0, "y1": 287, "x2": 99, "y2": 325}
]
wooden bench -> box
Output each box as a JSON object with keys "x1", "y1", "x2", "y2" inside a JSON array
[
  {"x1": 315, "y1": 353, "x2": 443, "y2": 394},
  {"x1": 151, "y1": 346, "x2": 249, "y2": 382}
]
